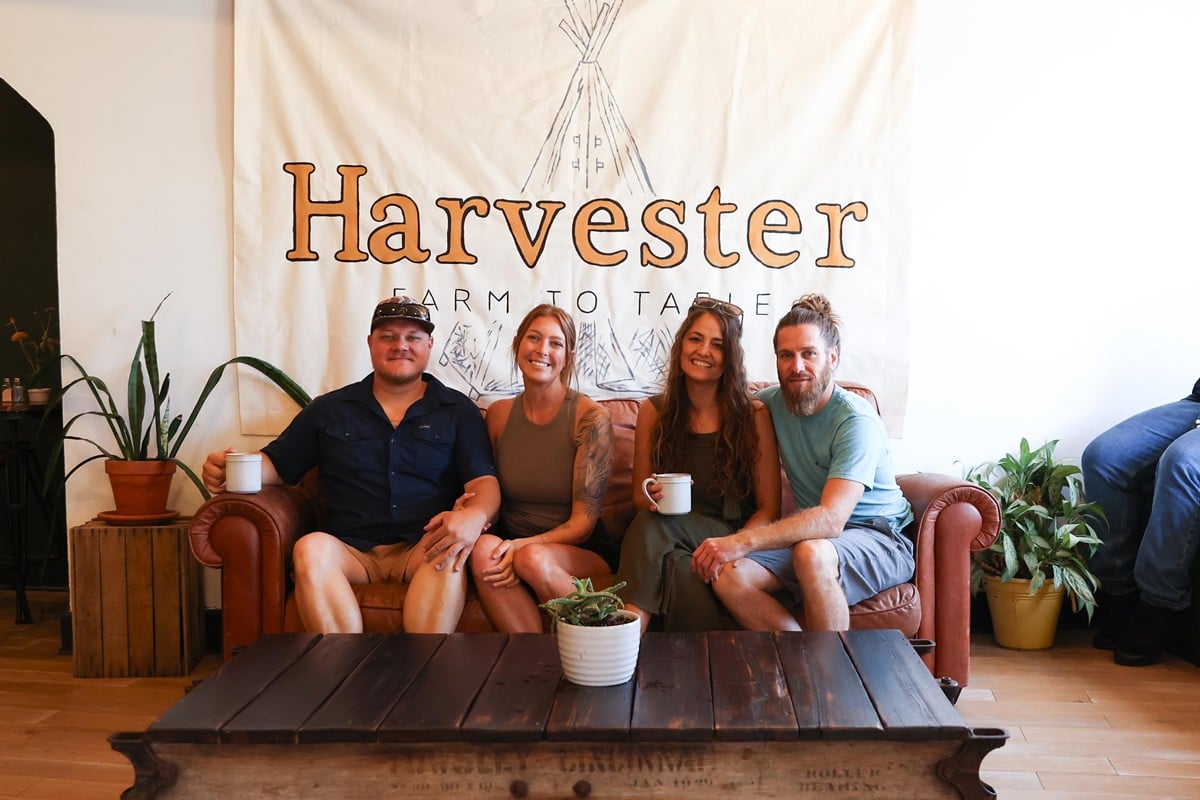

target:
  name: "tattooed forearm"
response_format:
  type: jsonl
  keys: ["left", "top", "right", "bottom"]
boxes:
{"left": 574, "top": 406, "right": 615, "bottom": 517}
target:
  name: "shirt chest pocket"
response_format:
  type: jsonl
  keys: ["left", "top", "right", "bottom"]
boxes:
{"left": 318, "top": 424, "right": 382, "bottom": 475}
{"left": 411, "top": 424, "right": 454, "bottom": 472}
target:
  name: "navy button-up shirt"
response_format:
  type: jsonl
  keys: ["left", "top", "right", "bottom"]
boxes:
{"left": 263, "top": 373, "right": 495, "bottom": 550}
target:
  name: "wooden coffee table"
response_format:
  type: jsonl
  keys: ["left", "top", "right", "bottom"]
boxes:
{"left": 112, "top": 629, "right": 1006, "bottom": 799}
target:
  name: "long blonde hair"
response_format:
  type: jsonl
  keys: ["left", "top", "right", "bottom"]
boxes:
{"left": 512, "top": 304, "right": 577, "bottom": 386}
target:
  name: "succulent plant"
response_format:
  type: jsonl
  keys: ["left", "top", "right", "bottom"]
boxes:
{"left": 539, "top": 577, "right": 630, "bottom": 627}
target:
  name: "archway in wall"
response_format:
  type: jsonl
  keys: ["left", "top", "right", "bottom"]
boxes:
{"left": 1, "top": 77, "right": 67, "bottom": 592}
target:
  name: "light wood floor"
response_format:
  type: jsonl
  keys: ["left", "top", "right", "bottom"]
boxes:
{"left": 2, "top": 590, "right": 1199, "bottom": 799}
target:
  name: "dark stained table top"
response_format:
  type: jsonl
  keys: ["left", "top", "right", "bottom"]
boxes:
{"left": 147, "top": 629, "right": 968, "bottom": 746}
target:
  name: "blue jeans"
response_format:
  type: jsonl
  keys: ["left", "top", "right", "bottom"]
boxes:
{"left": 1081, "top": 398, "right": 1200, "bottom": 610}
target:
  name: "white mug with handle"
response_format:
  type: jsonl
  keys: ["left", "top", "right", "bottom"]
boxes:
{"left": 225, "top": 452, "right": 263, "bottom": 494}
{"left": 642, "top": 473, "right": 692, "bottom": 515}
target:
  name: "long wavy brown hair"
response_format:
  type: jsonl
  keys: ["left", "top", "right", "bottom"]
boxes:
{"left": 652, "top": 306, "right": 757, "bottom": 503}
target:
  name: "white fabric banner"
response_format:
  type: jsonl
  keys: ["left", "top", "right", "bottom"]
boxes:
{"left": 234, "top": 0, "right": 913, "bottom": 433}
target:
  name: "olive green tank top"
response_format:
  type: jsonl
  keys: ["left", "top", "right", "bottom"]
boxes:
{"left": 650, "top": 396, "right": 754, "bottom": 525}
{"left": 496, "top": 389, "right": 580, "bottom": 539}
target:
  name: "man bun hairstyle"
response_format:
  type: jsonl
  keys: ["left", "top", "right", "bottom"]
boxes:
{"left": 774, "top": 293, "right": 842, "bottom": 352}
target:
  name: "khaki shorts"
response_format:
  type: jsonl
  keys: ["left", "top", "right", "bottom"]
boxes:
{"left": 346, "top": 539, "right": 421, "bottom": 584}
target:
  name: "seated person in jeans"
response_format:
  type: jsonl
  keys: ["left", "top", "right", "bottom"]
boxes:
{"left": 202, "top": 296, "right": 499, "bottom": 634}
{"left": 699, "top": 294, "right": 914, "bottom": 631}
{"left": 1082, "top": 377, "right": 1200, "bottom": 666}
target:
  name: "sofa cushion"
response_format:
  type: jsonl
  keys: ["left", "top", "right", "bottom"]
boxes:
{"left": 280, "top": 381, "right": 919, "bottom": 639}
{"left": 284, "top": 582, "right": 498, "bottom": 634}
{"left": 845, "top": 582, "right": 920, "bottom": 636}
{"left": 283, "top": 573, "right": 921, "bottom": 637}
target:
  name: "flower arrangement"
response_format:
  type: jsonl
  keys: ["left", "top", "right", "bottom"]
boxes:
{"left": 6, "top": 307, "right": 59, "bottom": 387}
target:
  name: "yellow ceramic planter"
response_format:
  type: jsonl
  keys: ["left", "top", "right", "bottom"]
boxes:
{"left": 983, "top": 575, "right": 1065, "bottom": 650}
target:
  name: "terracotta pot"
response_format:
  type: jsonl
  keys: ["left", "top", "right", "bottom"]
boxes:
{"left": 104, "top": 460, "right": 177, "bottom": 516}
{"left": 27, "top": 387, "right": 53, "bottom": 406}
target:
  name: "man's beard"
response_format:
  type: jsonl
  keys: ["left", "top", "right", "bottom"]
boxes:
{"left": 781, "top": 362, "right": 833, "bottom": 417}
{"left": 375, "top": 360, "right": 426, "bottom": 387}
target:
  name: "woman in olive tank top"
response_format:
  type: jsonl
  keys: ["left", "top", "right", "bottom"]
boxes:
{"left": 615, "top": 299, "right": 781, "bottom": 633}
{"left": 469, "top": 305, "right": 616, "bottom": 632}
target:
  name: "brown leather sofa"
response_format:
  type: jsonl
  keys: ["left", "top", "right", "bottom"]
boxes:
{"left": 189, "top": 382, "right": 1000, "bottom": 686}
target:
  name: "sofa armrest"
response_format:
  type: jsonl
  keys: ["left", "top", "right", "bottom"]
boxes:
{"left": 188, "top": 485, "right": 316, "bottom": 659}
{"left": 900, "top": 473, "right": 1000, "bottom": 553}
{"left": 898, "top": 472, "right": 1001, "bottom": 686}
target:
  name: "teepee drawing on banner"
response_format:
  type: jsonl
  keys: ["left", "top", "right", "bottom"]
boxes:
{"left": 523, "top": 0, "right": 653, "bottom": 195}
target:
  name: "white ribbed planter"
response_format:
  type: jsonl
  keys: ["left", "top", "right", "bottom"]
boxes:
{"left": 554, "top": 610, "right": 640, "bottom": 686}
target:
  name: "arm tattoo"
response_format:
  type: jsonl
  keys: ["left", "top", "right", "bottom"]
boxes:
{"left": 574, "top": 406, "right": 614, "bottom": 517}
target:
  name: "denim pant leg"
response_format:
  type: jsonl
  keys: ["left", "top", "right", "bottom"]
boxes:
{"left": 1082, "top": 399, "right": 1200, "bottom": 597}
{"left": 1134, "top": 428, "right": 1200, "bottom": 610}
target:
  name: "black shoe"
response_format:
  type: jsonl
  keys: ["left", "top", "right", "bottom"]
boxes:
{"left": 1091, "top": 591, "right": 1139, "bottom": 650}
{"left": 1113, "top": 601, "right": 1173, "bottom": 667}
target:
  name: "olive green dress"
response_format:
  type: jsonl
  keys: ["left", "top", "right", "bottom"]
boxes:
{"left": 615, "top": 423, "right": 755, "bottom": 632}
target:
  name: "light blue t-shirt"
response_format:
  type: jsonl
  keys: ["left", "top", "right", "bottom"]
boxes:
{"left": 757, "top": 384, "right": 912, "bottom": 532}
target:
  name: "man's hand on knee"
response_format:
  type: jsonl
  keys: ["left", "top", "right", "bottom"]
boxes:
{"left": 692, "top": 534, "right": 750, "bottom": 583}
{"left": 422, "top": 507, "right": 489, "bottom": 572}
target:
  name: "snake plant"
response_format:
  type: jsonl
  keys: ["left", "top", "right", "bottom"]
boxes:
{"left": 45, "top": 294, "right": 311, "bottom": 501}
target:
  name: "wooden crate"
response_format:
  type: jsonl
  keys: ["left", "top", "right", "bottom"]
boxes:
{"left": 112, "top": 631, "right": 1006, "bottom": 799}
{"left": 69, "top": 518, "right": 204, "bottom": 678}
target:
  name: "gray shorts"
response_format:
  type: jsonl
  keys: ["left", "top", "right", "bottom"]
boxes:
{"left": 745, "top": 518, "right": 915, "bottom": 606}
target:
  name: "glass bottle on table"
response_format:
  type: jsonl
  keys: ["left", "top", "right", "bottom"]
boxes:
{"left": 10, "top": 377, "right": 27, "bottom": 411}
{"left": 1, "top": 377, "right": 11, "bottom": 410}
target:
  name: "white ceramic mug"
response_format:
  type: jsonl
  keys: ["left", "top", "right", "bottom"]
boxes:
{"left": 642, "top": 473, "right": 692, "bottom": 515}
{"left": 225, "top": 452, "right": 263, "bottom": 494}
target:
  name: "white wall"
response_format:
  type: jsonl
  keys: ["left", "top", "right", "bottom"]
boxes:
{"left": 900, "top": 0, "right": 1200, "bottom": 473}
{"left": 2, "top": 0, "right": 1198, "bottom": 537}
{"left": 0, "top": 0, "right": 245, "bottom": 525}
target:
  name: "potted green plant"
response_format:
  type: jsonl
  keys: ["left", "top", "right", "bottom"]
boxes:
{"left": 965, "top": 438, "right": 1105, "bottom": 650}
{"left": 540, "top": 577, "right": 640, "bottom": 686}
{"left": 47, "top": 294, "right": 310, "bottom": 520}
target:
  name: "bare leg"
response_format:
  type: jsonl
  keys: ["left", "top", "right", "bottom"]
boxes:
{"left": 513, "top": 542, "right": 612, "bottom": 601}
{"left": 711, "top": 559, "right": 800, "bottom": 631}
{"left": 403, "top": 551, "right": 469, "bottom": 633}
{"left": 793, "top": 540, "right": 850, "bottom": 631}
{"left": 292, "top": 532, "right": 369, "bottom": 633}
{"left": 471, "top": 534, "right": 543, "bottom": 633}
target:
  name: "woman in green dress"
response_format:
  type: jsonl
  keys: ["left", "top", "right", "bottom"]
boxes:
{"left": 616, "top": 298, "right": 780, "bottom": 632}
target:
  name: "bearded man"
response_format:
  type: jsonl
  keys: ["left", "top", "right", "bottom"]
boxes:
{"left": 697, "top": 294, "right": 914, "bottom": 631}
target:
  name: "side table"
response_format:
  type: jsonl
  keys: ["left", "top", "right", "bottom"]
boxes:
{"left": 69, "top": 517, "right": 204, "bottom": 678}
{"left": 1, "top": 407, "right": 47, "bottom": 624}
